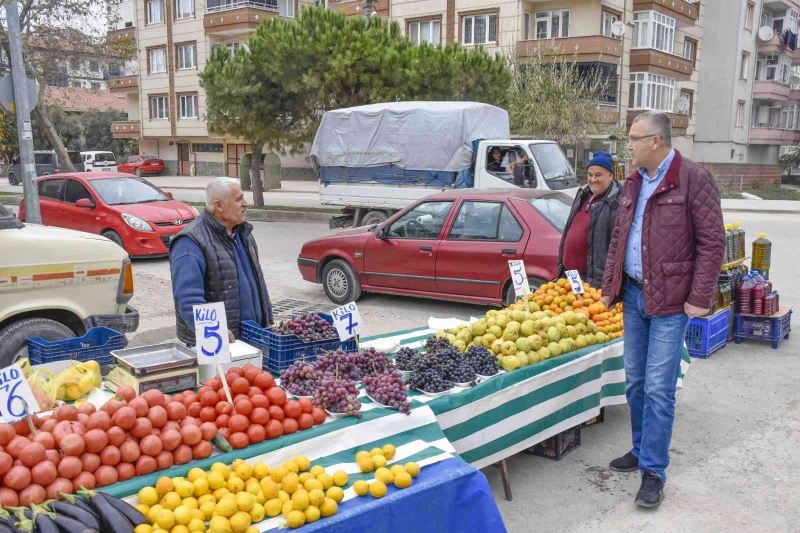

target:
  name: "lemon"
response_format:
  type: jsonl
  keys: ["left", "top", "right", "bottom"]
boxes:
{"left": 332, "top": 470, "right": 348, "bottom": 487}
{"left": 216, "top": 496, "right": 238, "bottom": 518}
{"left": 226, "top": 476, "right": 244, "bottom": 494}
{"left": 173, "top": 505, "right": 191, "bottom": 526}
{"left": 211, "top": 462, "right": 230, "bottom": 479}
{"left": 355, "top": 451, "right": 371, "bottom": 462}
{"left": 264, "top": 498, "right": 282, "bottom": 517}
{"left": 352, "top": 480, "right": 369, "bottom": 496}
{"left": 382, "top": 444, "right": 396, "bottom": 459}
{"left": 171, "top": 526, "right": 189, "bottom": 533}
{"left": 192, "top": 477, "right": 209, "bottom": 497}
{"left": 208, "top": 516, "right": 231, "bottom": 533}
{"left": 291, "top": 489, "right": 310, "bottom": 511}
{"left": 394, "top": 471, "right": 412, "bottom": 489}
{"left": 304, "top": 505, "right": 321, "bottom": 524}
{"left": 356, "top": 456, "right": 375, "bottom": 473}
{"left": 259, "top": 478, "right": 279, "bottom": 499}
{"left": 281, "top": 473, "right": 299, "bottom": 494}
{"left": 246, "top": 478, "right": 261, "bottom": 494}
{"left": 375, "top": 467, "right": 394, "bottom": 484}
{"left": 255, "top": 491, "right": 266, "bottom": 505}
{"left": 304, "top": 478, "right": 323, "bottom": 492}
{"left": 246, "top": 529, "right": 258, "bottom": 533}
{"left": 153, "top": 529, "right": 168, "bottom": 533}
{"left": 404, "top": 462, "right": 420, "bottom": 478}
{"left": 207, "top": 471, "right": 225, "bottom": 490}
{"left": 270, "top": 466, "right": 288, "bottom": 483}
{"left": 390, "top": 465, "right": 406, "bottom": 477}
{"left": 319, "top": 498, "right": 338, "bottom": 518}
{"left": 369, "top": 481, "right": 387, "bottom": 499}
{"left": 229, "top": 511, "right": 251, "bottom": 533}
{"left": 232, "top": 459, "right": 245, "bottom": 469}
{"left": 286, "top": 510, "right": 306, "bottom": 528}
{"left": 295, "top": 455, "right": 310, "bottom": 471}
{"left": 154, "top": 509, "right": 175, "bottom": 530}
{"left": 307, "top": 488, "right": 325, "bottom": 507}
{"left": 234, "top": 462, "right": 252, "bottom": 481}
{"left": 252, "top": 462, "right": 269, "bottom": 480}
{"left": 161, "top": 492, "right": 181, "bottom": 511}
{"left": 133, "top": 525, "right": 152, "bottom": 533}
{"left": 139, "top": 486, "right": 159, "bottom": 506}
{"left": 281, "top": 500, "right": 294, "bottom": 517}
{"left": 175, "top": 481, "right": 194, "bottom": 499}
{"left": 369, "top": 447, "right": 384, "bottom": 457}
{"left": 372, "top": 455, "right": 387, "bottom": 469}
{"left": 147, "top": 505, "right": 164, "bottom": 523}
{"left": 187, "top": 519, "right": 205, "bottom": 533}
{"left": 283, "top": 460, "right": 299, "bottom": 474}
{"left": 200, "top": 501, "right": 216, "bottom": 521}
{"left": 298, "top": 472, "right": 313, "bottom": 484}
{"left": 316, "top": 473, "right": 334, "bottom": 490}
{"left": 212, "top": 488, "right": 230, "bottom": 501}
{"left": 155, "top": 477, "right": 174, "bottom": 496}
{"left": 249, "top": 502, "right": 265, "bottom": 522}
{"left": 189, "top": 509, "right": 204, "bottom": 522}
{"left": 326, "top": 486, "right": 344, "bottom": 503}
{"left": 309, "top": 465, "right": 325, "bottom": 476}
{"left": 182, "top": 497, "right": 199, "bottom": 510}
{"left": 198, "top": 494, "right": 216, "bottom": 506}
{"left": 277, "top": 490, "right": 290, "bottom": 503}
{"left": 236, "top": 492, "right": 254, "bottom": 512}
{"left": 134, "top": 504, "right": 149, "bottom": 517}
{"left": 187, "top": 468, "right": 206, "bottom": 483}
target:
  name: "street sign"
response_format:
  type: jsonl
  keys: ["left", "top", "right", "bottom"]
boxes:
{"left": 193, "top": 302, "right": 231, "bottom": 365}
{"left": 565, "top": 270, "right": 585, "bottom": 295}
{"left": 331, "top": 302, "right": 363, "bottom": 341}
{"left": 0, "top": 363, "right": 40, "bottom": 423}
{"left": 508, "top": 260, "right": 530, "bottom": 299}
{"left": 0, "top": 74, "right": 38, "bottom": 113}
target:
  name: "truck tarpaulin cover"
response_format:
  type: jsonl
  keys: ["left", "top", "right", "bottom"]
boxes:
{"left": 311, "top": 101, "right": 510, "bottom": 172}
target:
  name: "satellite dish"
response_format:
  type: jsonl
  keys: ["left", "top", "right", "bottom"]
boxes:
{"left": 758, "top": 26, "right": 774, "bottom": 42}
{"left": 611, "top": 21, "right": 625, "bottom": 37}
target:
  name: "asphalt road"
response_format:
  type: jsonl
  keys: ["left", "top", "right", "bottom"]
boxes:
{"left": 128, "top": 214, "right": 800, "bottom": 532}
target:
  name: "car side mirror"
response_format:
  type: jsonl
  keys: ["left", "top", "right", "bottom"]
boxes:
{"left": 75, "top": 198, "right": 93, "bottom": 208}
{"left": 375, "top": 226, "right": 388, "bottom": 240}
{"left": 166, "top": 191, "right": 174, "bottom": 199}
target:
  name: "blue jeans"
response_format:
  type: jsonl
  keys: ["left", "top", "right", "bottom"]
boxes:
{"left": 622, "top": 282, "right": 688, "bottom": 483}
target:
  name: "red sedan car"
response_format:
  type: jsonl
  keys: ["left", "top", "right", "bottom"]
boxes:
{"left": 118, "top": 154, "right": 165, "bottom": 177}
{"left": 19, "top": 173, "right": 197, "bottom": 257}
{"left": 298, "top": 189, "right": 572, "bottom": 307}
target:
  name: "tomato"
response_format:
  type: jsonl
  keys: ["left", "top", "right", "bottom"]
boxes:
{"left": 200, "top": 422, "right": 217, "bottom": 440}
{"left": 298, "top": 397, "right": 313, "bottom": 414}
{"left": 0, "top": 424, "right": 16, "bottom": 446}
{"left": 80, "top": 452, "right": 101, "bottom": 473}
{"left": 181, "top": 392, "right": 197, "bottom": 407}
{"left": 249, "top": 407, "right": 269, "bottom": 425}
{"left": 172, "top": 444, "right": 193, "bottom": 465}
{"left": 165, "top": 402, "right": 187, "bottom": 422}
{"left": 78, "top": 403, "right": 96, "bottom": 416}
{"left": 4, "top": 464, "right": 31, "bottom": 489}
{"left": 243, "top": 366, "right": 260, "bottom": 385}
{"left": 44, "top": 478, "right": 72, "bottom": 500}
{"left": 135, "top": 455, "right": 157, "bottom": 475}
{"left": 251, "top": 394, "right": 269, "bottom": 409}
{"left": 161, "top": 429, "right": 182, "bottom": 451}
{"left": 30, "top": 432, "right": 53, "bottom": 451}
{"left": 12, "top": 419, "right": 30, "bottom": 437}
{"left": 248, "top": 386, "right": 262, "bottom": 398}
{"left": 297, "top": 413, "right": 314, "bottom": 431}
{"left": 19, "top": 442, "right": 46, "bottom": 467}
{"left": 0, "top": 452, "right": 12, "bottom": 476}
{"left": 94, "top": 465, "right": 118, "bottom": 487}
{"left": 107, "top": 426, "right": 127, "bottom": 447}
{"left": 139, "top": 435, "right": 162, "bottom": 457}
{"left": 119, "top": 441, "right": 141, "bottom": 463}
{"left": 246, "top": 425, "right": 265, "bottom": 444}
{"left": 163, "top": 421, "right": 181, "bottom": 432}
{"left": 227, "top": 414, "right": 248, "bottom": 433}
{"left": 282, "top": 418, "right": 299, "bottom": 435}
{"left": 156, "top": 451, "right": 174, "bottom": 470}
{"left": 266, "top": 387, "right": 287, "bottom": 407}
{"left": 128, "top": 397, "right": 149, "bottom": 417}
{"left": 115, "top": 385, "right": 136, "bottom": 402}
{"left": 215, "top": 414, "right": 230, "bottom": 428}
{"left": 56, "top": 456, "right": 82, "bottom": 479}
{"left": 206, "top": 377, "right": 222, "bottom": 392}
{"left": 217, "top": 389, "right": 229, "bottom": 402}
{"left": 192, "top": 441, "right": 213, "bottom": 459}
{"left": 234, "top": 398, "right": 253, "bottom": 416}
{"left": 30, "top": 461, "right": 57, "bottom": 487}
{"left": 311, "top": 407, "right": 326, "bottom": 425}
{"left": 116, "top": 462, "right": 135, "bottom": 481}
{"left": 228, "top": 432, "right": 249, "bottom": 449}
{"left": 83, "top": 429, "right": 109, "bottom": 454}
{"left": 199, "top": 406, "right": 217, "bottom": 423}
{"left": 113, "top": 406, "right": 137, "bottom": 430}
{"left": 44, "top": 449, "right": 60, "bottom": 464}
{"left": 199, "top": 390, "right": 218, "bottom": 407}
{"left": 147, "top": 406, "right": 168, "bottom": 428}
{"left": 41, "top": 418, "right": 57, "bottom": 433}
{"left": 180, "top": 424, "right": 203, "bottom": 446}
{"left": 217, "top": 427, "right": 231, "bottom": 441}
{"left": 101, "top": 399, "right": 125, "bottom": 416}
{"left": 59, "top": 433, "right": 85, "bottom": 457}
{"left": 100, "top": 446, "right": 121, "bottom": 467}
{"left": 254, "top": 372, "right": 275, "bottom": 391}
{"left": 87, "top": 411, "right": 112, "bottom": 431}
{"left": 142, "top": 389, "right": 166, "bottom": 408}
{"left": 131, "top": 418, "right": 153, "bottom": 439}
{"left": 231, "top": 377, "right": 250, "bottom": 395}
{"left": 53, "top": 421, "right": 84, "bottom": 444}
{"left": 268, "top": 405, "right": 285, "bottom": 422}
{"left": 19, "top": 484, "right": 46, "bottom": 506}
{"left": 283, "top": 400, "right": 302, "bottom": 419}
{"left": 187, "top": 402, "right": 202, "bottom": 417}
{"left": 233, "top": 393, "right": 249, "bottom": 404}
{"left": 0, "top": 487, "right": 19, "bottom": 506}
{"left": 6, "top": 436, "right": 30, "bottom": 459}
{"left": 55, "top": 404, "right": 79, "bottom": 422}
{"left": 215, "top": 402, "right": 233, "bottom": 415}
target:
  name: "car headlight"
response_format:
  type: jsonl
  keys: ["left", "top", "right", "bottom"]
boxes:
{"left": 121, "top": 213, "right": 154, "bottom": 232}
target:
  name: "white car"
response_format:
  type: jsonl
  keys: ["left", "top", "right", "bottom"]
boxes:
{"left": 81, "top": 151, "right": 118, "bottom": 172}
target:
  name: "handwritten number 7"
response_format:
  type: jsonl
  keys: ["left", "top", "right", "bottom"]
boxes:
{"left": 202, "top": 323, "right": 222, "bottom": 356}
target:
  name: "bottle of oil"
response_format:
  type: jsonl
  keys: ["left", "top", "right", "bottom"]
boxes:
{"left": 733, "top": 222, "right": 745, "bottom": 260}
{"left": 752, "top": 233, "right": 772, "bottom": 279}
{"left": 724, "top": 224, "right": 734, "bottom": 264}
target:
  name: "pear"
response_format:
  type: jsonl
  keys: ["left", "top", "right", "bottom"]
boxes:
{"left": 546, "top": 326, "right": 561, "bottom": 343}
{"left": 501, "top": 340, "right": 518, "bottom": 356}
{"left": 520, "top": 320, "right": 536, "bottom": 337}
{"left": 515, "top": 337, "right": 532, "bottom": 353}
{"left": 471, "top": 321, "right": 487, "bottom": 336}
{"left": 547, "top": 341, "right": 562, "bottom": 357}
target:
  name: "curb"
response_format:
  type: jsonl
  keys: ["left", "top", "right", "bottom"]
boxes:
{"left": 246, "top": 209, "right": 330, "bottom": 224}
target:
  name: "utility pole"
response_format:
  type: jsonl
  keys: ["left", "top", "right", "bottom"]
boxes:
{"left": 6, "top": 0, "right": 41, "bottom": 223}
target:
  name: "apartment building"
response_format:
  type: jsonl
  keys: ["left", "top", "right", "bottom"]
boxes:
{"left": 108, "top": 0, "right": 307, "bottom": 176}
{"left": 694, "top": 0, "right": 800, "bottom": 187}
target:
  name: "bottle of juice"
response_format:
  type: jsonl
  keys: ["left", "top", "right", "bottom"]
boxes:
{"left": 752, "top": 281, "right": 765, "bottom": 315}
{"left": 752, "top": 233, "right": 772, "bottom": 279}
{"left": 737, "top": 272, "right": 754, "bottom": 314}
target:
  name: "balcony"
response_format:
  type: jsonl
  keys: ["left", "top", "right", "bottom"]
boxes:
{"left": 791, "top": 85, "right": 800, "bottom": 101}
{"left": 107, "top": 26, "right": 135, "bottom": 44}
{"left": 749, "top": 127, "right": 800, "bottom": 145}
{"left": 627, "top": 110, "right": 689, "bottom": 133}
{"left": 632, "top": 0, "right": 699, "bottom": 26}
{"left": 596, "top": 106, "right": 620, "bottom": 125}
{"left": 204, "top": 0, "right": 279, "bottom": 36}
{"left": 630, "top": 48, "right": 694, "bottom": 80}
{"left": 753, "top": 80, "right": 791, "bottom": 101}
{"left": 516, "top": 36, "right": 622, "bottom": 64}
{"left": 329, "top": 0, "right": 389, "bottom": 18}
{"left": 111, "top": 120, "right": 140, "bottom": 139}
{"left": 107, "top": 74, "right": 138, "bottom": 94}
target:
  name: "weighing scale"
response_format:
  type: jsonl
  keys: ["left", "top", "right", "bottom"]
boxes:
{"left": 107, "top": 343, "right": 199, "bottom": 395}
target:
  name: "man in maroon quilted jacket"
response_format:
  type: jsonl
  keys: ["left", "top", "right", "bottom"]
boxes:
{"left": 601, "top": 111, "right": 725, "bottom": 508}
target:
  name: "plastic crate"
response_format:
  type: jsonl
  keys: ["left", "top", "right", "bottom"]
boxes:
{"left": 27, "top": 327, "right": 123, "bottom": 366}
{"left": 685, "top": 307, "right": 730, "bottom": 358}
{"left": 527, "top": 426, "right": 581, "bottom": 460}
{"left": 734, "top": 307, "right": 792, "bottom": 349}
{"left": 241, "top": 314, "right": 357, "bottom": 373}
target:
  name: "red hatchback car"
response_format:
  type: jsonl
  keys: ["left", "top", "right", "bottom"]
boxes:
{"left": 19, "top": 173, "right": 197, "bottom": 257}
{"left": 298, "top": 189, "right": 573, "bottom": 307}
{"left": 117, "top": 154, "right": 165, "bottom": 177}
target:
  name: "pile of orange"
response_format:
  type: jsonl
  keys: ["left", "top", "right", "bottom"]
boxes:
{"left": 529, "top": 279, "right": 623, "bottom": 338}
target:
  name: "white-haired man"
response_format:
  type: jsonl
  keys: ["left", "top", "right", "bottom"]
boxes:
{"left": 170, "top": 177, "right": 272, "bottom": 346}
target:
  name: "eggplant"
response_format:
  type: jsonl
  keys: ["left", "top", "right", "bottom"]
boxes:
{"left": 50, "top": 514, "right": 98, "bottom": 533}
{"left": 34, "top": 515, "right": 59, "bottom": 533}
{"left": 49, "top": 503, "right": 100, "bottom": 531}
{"left": 96, "top": 494, "right": 145, "bottom": 527}
{"left": 58, "top": 494, "right": 97, "bottom": 519}
{"left": 87, "top": 494, "right": 132, "bottom": 533}
{"left": 0, "top": 524, "right": 18, "bottom": 533}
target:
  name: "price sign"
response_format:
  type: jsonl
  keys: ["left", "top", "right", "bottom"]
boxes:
{"left": 193, "top": 302, "right": 231, "bottom": 365}
{"left": 565, "top": 270, "right": 585, "bottom": 295}
{"left": 331, "top": 302, "right": 363, "bottom": 341}
{"left": 0, "top": 364, "right": 40, "bottom": 423}
{"left": 508, "top": 260, "right": 530, "bottom": 299}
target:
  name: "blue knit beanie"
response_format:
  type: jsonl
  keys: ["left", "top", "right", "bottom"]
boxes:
{"left": 587, "top": 151, "right": 614, "bottom": 173}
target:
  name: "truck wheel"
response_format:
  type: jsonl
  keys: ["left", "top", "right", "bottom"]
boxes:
{"left": 0, "top": 318, "right": 75, "bottom": 367}
{"left": 503, "top": 277, "right": 545, "bottom": 307}
{"left": 8, "top": 172, "right": 18, "bottom": 185}
{"left": 362, "top": 210, "right": 388, "bottom": 226}
{"left": 322, "top": 259, "right": 361, "bottom": 305}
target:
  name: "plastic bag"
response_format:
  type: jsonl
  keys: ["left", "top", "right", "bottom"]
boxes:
{"left": 19, "top": 358, "right": 102, "bottom": 405}
{"left": 19, "top": 358, "right": 58, "bottom": 411}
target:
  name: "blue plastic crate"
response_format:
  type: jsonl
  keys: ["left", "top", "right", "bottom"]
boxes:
{"left": 685, "top": 307, "right": 730, "bottom": 358}
{"left": 27, "top": 327, "right": 123, "bottom": 366}
{"left": 734, "top": 307, "right": 792, "bottom": 349}
{"left": 241, "top": 314, "right": 357, "bottom": 373}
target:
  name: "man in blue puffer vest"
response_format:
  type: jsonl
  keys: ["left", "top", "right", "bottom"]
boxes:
{"left": 170, "top": 177, "right": 273, "bottom": 346}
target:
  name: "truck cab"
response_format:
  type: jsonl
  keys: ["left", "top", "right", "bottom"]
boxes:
{"left": 473, "top": 140, "right": 578, "bottom": 193}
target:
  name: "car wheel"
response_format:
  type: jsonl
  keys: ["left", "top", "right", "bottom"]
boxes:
{"left": 322, "top": 259, "right": 361, "bottom": 305}
{"left": 361, "top": 210, "right": 388, "bottom": 227}
{"left": 503, "top": 277, "right": 545, "bottom": 307}
{"left": 8, "top": 172, "right": 18, "bottom": 185}
{"left": 135, "top": 168, "right": 142, "bottom": 177}
{"left": 0, "top": 318, "right": 75, "bottom": 367}
{"left": 102, "top": 230, "right": 125, "bottom": 249}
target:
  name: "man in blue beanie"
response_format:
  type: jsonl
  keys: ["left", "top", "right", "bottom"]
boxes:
{"left": 557, "top": 150, "right": 621, "bottom": 288}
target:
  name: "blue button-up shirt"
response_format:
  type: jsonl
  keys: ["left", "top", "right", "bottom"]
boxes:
{"left": 624, "top": 148, "right": 676, "bottom": 282}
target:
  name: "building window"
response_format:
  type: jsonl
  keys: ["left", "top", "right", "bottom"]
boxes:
{"left": 757, "top": 53, "right": 791, "bottom": 84}
{"left": 745, "top": 2, "right": 754, "bottom": 30}
{"left": 740, "top": 52, "right": 750, "bottom": 80}
{"left": 535, "top": 9, "right": 569, "bottom": 39}
{"left": 523, "top": 12, "right": 532, "bottom": 40}
{"left": 632, "top": 11, "right": 676, "bottom": 53}
{"left": 175, "top": 0, "right": 194, "bottom": 19}
{"left": 408, "top": 19, "right": 441, "bottom": 45}
{"left": 602, "top": 11, "right": 620, "bottom": 38}
{"left": 72, "top": 81, "right": 83, "bottom": 88}
{"left": 192, "top": 143, "right": 223, "bottom": 153}
{"left": 462, "top": 13, "right": 498, "bottom": 45}
{"left": 736, "top": 101, "right": 745, "bottom": 128}
{"left": 683, "top": 39, "right": 696, "bottom": 63}
{"left": 628, "top": 72, "right": 675, "bottom": 111}
{"left": 89, "top": 60, "right": 99, "bottom": 72}
{"left": 149, "top": 47, "right": 167, "bottom": 74}
{"left": 176, "top": 43, "right": 196, "bottom": 70}
{"left": 212, "top": 42, "right": 240, "bottom": 57}
{"left": 779, "top": 104, "right": 799, "bottom": 130}
{"left": 146, "top": 0, "right": 165, "bottom": 24}
{"left": 91, "top": 82, "right": 101, "bottom": 90}
{"left": 179, "top": 94, "right": 198, "bottom": 119}
{"left": 149, "top": 95, "right": 169, "bottom": 120}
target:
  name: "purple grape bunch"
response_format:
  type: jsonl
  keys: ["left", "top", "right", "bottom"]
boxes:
{"left": 353, "top": 348, "right": 394, "bottom": 377}
{"left": 364, "top": 370, "right": 411, "bottom": 414}
{"left": 313, "top": 378, "right": 362, "bottom": 418}
{"left": 407, "top": 367, "right": 452, "bottom": 393}
{"left": 395, "top": 347, "right": 420, "bottom": 371}
{"left": 314, "top": 349, "right": 361, "bottom": 381}
{"left": 279, "top": 359, "right": 322, "bottom": 396}
{"left": 273, "top": 313, "right": 337, "bottom": 343}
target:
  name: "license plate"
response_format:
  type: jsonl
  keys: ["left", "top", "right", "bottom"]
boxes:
{"left": 102, "top": 167, "right": 111, "bottom": 171}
